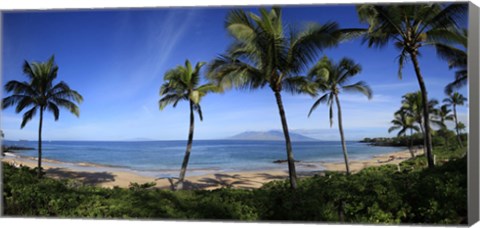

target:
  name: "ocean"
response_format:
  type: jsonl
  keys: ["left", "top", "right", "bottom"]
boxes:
{"left": 2, "top": 140, "right": 404, "bottom": 177}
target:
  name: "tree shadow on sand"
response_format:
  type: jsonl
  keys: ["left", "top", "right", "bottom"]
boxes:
{"left": 154, "top": 177, "right": 217, "bottom": 190}
{"left": 254, "top": 172, "right": 289, "bottom": 180}
{"left": 164, "top": 173, "right": 267, "bottom": 190}
{"left": 46, "top": 168, "right": 115, "bottom": 186}
{"left": 196, "top": 173, "right": 264, "bottom": 189}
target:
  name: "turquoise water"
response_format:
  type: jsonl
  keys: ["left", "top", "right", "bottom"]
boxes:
{"left": 3, "top": 140, "right": 404, "bottom": 177}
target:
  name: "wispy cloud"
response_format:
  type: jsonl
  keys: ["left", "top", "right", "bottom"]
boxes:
{"left": 340, "top": 93, "right": 393, "bottom": 104}
{"left": 98, "top": 10, "right": 199, "bottom": 102}
{"left": 370, "top": 82, "right": 417, "bottom": 90}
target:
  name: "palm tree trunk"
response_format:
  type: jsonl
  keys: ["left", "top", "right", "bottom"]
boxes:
{"left": 273, "top": 91, "right": 297, "bottom": 189}
{"left": 418, "top": 121, "right": 428, "bottom": 159}
{"left": 37, "top": 108, "right": 44, "bottom": 178}
{"left": 177, "top": 100, "right": 195, "bottom": 190}
{"left": 334, "top": 94, "right": 350, "bottom": 175}
{"left": 410, "top": 53, "right": 434, "bottom": 168}
{"left": 453, "top": 104, "right": 463, "bottom": 147}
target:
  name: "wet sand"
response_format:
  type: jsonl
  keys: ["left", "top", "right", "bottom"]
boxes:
{"left": 1, "top": 148, "right": 423, "bottom": 190}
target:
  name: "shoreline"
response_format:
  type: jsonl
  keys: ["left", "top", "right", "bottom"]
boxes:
{"left": 1, "top": 148, "right": 423, "bottom": 190}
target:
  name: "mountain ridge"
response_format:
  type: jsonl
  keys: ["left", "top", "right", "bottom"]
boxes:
{"left": 227, "top": 130, "right": 318, "bottom": 141}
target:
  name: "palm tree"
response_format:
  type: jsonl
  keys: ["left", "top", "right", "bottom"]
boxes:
{"left": 443, "top": 92, "right": 467, "bottom": 147}
{"left": 388, "top": 110, "right": 419, "bottom": 158}
{"left": 159, "top": 60, "right": 217, "bottom": 190}
{"left": 434, "top": 29, "right": 467, "bottom": 94}
{"left": 399, "top": 91, "right": 440, "bottom": 152}
{"left": 456, "top": 121, "right": 466, "bottom": 134}
{"left": 436, "top": 104, "right": 454, "bottom": 129}
{"left": 307, "top": 56, "right": 372, "bottom": 175}
{"left": 208, "top": 7, "right": 347, "bottom": 189}
{"left": 357, "top": 3, "right": 467, "bottom": 168}
{"left": 2, "top": 56, "right": 83, "bottom": 178}
{"left": 435, "top": 104, "right": 454, "bottom": 147}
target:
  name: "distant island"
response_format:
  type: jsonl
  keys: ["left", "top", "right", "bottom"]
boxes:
{"left": 227, "top": 130, "right": 318, "bottom": 141}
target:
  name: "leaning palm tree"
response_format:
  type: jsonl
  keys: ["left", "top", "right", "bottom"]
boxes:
{"left": 357, "top": 3, "right": 467, "bottom": 168}
{"left": 388, "top": 110, "right": 419, "bottom": 158}
{"left": 443, "top": 92, "right": 467, "bottom": 147}
{"left": 159, "top": 60, "right": 217, "bottom": 190}
{"left": 2, "top": 56, "right": 83, "bottom": 178}
{"left": 208, "top": 7, "right": 347, "bottom": 189}
{"left": 307, "top": 56, "right": 372, "bottom": 175}
{"left": 434, "top": 29, "right": 467, "bottom": 94}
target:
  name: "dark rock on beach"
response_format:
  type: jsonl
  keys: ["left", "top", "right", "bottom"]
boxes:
{"left": 273, "top": 159, "right": 301, "bottom": 164}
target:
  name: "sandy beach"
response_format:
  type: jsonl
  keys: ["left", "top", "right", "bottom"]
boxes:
{"left": 1, "top": 148, "right": 423, "bottom": 190}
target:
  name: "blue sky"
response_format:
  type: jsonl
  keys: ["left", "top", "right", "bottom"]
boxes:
{"left": 1, "top": 5, "right": 469, "bottom": 141}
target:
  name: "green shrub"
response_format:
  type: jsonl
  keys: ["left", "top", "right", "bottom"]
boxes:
{"left": 1, "top": 144, "right": 467, "bottom": 224}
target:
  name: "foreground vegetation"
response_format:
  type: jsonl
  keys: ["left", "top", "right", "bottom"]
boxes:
{"left": 2, "top": 144, "right": 467, "bottom": 224}
{"left": 361, "top": 133, "right": 467, "bottom": 147}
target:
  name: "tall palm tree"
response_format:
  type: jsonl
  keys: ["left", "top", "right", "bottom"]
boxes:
{"left": 434, "top": 29, "right": 467, "bottom": 94}
{"left": 307, "top": 56, "right": 372, "bottom": 175}
{"left": 443, "top": 92, "right": 467, "bottom": 147}
{"left": 208, "top": 7, "right": 347, "bottom": 189}
{"left": 388, "top": 110, "right": 419, "bottom": 158}
{"left": 159, "top": 60, "right": 217, "bottom": 190}
{"left": 2, "top": 56, "right": 83, "bottom": 178}
{"left": 357, "top": 3, "right": 467, "bottom": 168}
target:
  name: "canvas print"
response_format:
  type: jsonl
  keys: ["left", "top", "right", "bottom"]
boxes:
{"left": 0, "top": 2, "right": 471, "bottom": 224}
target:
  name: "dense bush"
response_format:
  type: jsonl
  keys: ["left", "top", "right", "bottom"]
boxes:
{"left": 2, "top": 145, "right": 467, "bottom": 224}
{"left": 360, "top": 131, "right": 466, "bottom": 148}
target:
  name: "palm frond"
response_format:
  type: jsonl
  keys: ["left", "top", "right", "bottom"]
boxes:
{"left": 52, "top": 98, "right": 80, "bottom": 117}
{"left": 388, "top": 125, "right": 401, "bottom": 133}
{"left": 14, "top": 96, "right": 36, "bottom": 113}
{"left": 338, "top": 28, "right": 367, "bottom": 42}
{"left": 47, "top": 102, "right": 60, "bottom": 121}
{"left": 158, "top": 94, "right": 184, "bottom": 110}
{"left": 4, "top": 80, "right": 35, "bottom": 95}
{"left": 226, "top": 9, "right": 257, "bottom": 42}
{"left": 341, "top": 81, "right": 373, "bottom": 99}
{"left": 2, "top": 95, "right": 32, "bottom": 111}
{"left": 307, "top": 56, "right": 331, "bottom": 80}
{"left": 288, "top": 22, "right": 341, "bottom": 73}
{"left": 20, "top": 107, "right": 37, "bottom": 128}
{"left": 357, "top": 5, "right": 405, "bottom": 49}
{"left": 422, "top": 3, "right": 467, "bottom": 33}
{"left": 337, "top": 57, "right": 362, "bottom": 84}
{"left": 193, "top": 104, "right": 203, "bottom": 121}
{"left": 283, "top": 76, "right": 317, "bottom": 96}
{"left": 433, "top": 42, "right": 466, "bottom": 68}
{"left": 197, "top": 83, "right": 221, "bottom": 95}
{"left": 308, "top": 93, "right": 330, "bottom": 117}
{"left": 22, "top": 60, "right": 36, "bottom": 81}
{"left": 444, "top": 73, "right": 467, "bottom": 94}
{"left": 395, "top": 48, "right": 409, "bottom": 79}
{"left": 207, "top": 55, "right": 265, "bottom": 91}
{"left": 50, "top": 82, "right": 83, "bottom": 103}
